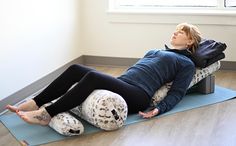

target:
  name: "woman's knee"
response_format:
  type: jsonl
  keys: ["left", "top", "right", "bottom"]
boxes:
{"left": 84, "top": 71, "right": 100, "bottom": 80}
{"left": 67, "top": 64, "right": 82, "bottom": 71}
{"left": 67, "top": 64, "right": 93, "bottom": 73}
{"left": 83, "top": 71, "right": 112, "bottom": 86}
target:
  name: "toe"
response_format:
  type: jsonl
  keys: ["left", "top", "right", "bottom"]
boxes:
{"left": 6, "top": 105, "right": 17, "bottom": 112}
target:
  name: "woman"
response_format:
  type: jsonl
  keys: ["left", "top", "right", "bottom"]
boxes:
{"left": 6, "top": 23, "right": 201, "bottom": 125}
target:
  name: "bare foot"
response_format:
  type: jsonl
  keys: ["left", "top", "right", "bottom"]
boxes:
{"left": 17, "top": 108, "right": 51, "bottom": 126}
{"left": 6, "top": 99, "right": 39, "bottom": 113}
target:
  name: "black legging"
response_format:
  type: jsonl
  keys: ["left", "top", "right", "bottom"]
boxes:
{"left": 33, "top": 64, "right": 150, "bottom": 117}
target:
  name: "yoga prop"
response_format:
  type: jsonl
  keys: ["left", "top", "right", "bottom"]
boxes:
{"left": 1, "top": 86, "right": 236, "bottom": 146}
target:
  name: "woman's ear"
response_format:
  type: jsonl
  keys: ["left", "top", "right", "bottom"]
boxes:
{"left": 187, "top": 39, "right": 194, "bottom": 46}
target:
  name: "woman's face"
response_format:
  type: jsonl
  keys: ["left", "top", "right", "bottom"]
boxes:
{"left": 170, "top": 29, "right": 193, "bottom": 50}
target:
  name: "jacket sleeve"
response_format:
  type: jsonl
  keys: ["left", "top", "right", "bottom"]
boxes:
{"left": 155, "top": 63, "right": 195, "bottom": 115}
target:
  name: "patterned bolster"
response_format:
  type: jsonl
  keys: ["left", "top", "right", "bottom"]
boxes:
{"left": 151, "top": 61, "right": 221, "bottom": 106}
{"left": 49, "top": 112, "right": 84, "bottom": 136}
{"left": 49, "top": 90, "right": 128, "bottom": 136}
{"left": 41, "top": 101, "right": 84, "bottom": 136}
{"left": 70, "top": 90, "right": 128, "bottom": 131}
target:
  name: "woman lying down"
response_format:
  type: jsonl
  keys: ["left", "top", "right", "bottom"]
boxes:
{"left": 6, "top": 22, "right": 201, "bottom": 126}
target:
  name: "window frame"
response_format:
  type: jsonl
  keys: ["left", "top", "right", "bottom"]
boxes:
{"left": 107, "top": 0, "right": 236, "bottom": 26}
{"left": 108, "top": 0, "right": 236, "bottom": 16}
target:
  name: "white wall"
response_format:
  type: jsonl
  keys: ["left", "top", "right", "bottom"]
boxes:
{"left": 81, "top": 0, "right": 236, "bottom": 61}
{"left": 0, "top": 0, "right": 82, "bottom": 99}
{"left": 1, "top": 0, "right": 236, "bottom": 100}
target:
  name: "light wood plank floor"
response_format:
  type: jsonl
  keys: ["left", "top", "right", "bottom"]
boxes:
{"left": 1, "top": 65, "right": 236, "bottom": 146}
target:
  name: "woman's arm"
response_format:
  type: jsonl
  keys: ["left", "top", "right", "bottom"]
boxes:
{"left": 155, "top": 63, "right": 195, "bottom": 115}
{"left": 139, "top": 63, "right": 195, "bottom": 118}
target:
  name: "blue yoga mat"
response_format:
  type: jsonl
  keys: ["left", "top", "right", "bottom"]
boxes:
{"left": 1, "top": 86, "right": 236, "bottom": 146}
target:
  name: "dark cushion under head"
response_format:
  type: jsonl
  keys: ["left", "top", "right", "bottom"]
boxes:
{"left": 192, "top": 39, "right": 227, "bottom": 68}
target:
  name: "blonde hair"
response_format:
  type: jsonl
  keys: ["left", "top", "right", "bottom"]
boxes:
{"left": 176, "top": 23, "right": 201, "bottom": 53}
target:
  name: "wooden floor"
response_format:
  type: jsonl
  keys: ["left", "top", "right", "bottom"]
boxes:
{"left": 1, "top": 65, "right": 236, "bottom": 146}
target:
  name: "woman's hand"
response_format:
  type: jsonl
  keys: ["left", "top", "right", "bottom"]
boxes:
{"left": 139, "top": 108, "right": 159, "bottom": 119}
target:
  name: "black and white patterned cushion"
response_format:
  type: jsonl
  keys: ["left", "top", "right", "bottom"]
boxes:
{"left": 70, "top": 90, "right": 128, "bottom": 131}
{"left": 151, "top": 61, "right": 220, "bottom": 106}
{"left": 49, "top": 112, "right": 84, "bottom": 136}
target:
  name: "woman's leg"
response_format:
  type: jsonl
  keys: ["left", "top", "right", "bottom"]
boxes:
{"left": 33, "top": 64, "right": 94, "bottom": 107}
{"left": 46, "top": 71, "right": 150, "bottom": 116}
{"left": 18, "top": 71, "right": 150, "bottom": 125}
{"left": 7, "top": 64, "right": 94, "bottom": 113}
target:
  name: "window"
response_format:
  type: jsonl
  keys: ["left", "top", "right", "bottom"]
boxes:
{"left": 108, "top": 0, "right": 236, "bottom": 25}
{"left": 116, "top": 0, "right": 217, "bottom": 8}
{"left": 226, "top": 0, "right": 236, "bottom": 7}
{"left": 110, "top": 0, "right": 236, "bottom": 10}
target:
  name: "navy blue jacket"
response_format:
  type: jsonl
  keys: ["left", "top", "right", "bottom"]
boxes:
{"left": 118, "top": 49, "right": 195, "bottom": 114}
